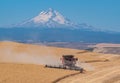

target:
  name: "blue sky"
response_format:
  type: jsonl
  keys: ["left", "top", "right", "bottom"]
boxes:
{"left": 0, "top": 0, "right": 120, "bottom": 31}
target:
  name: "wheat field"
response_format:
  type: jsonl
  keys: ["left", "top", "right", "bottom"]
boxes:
{"left": 0, "top": 41, "right": 120, "bottom": 83}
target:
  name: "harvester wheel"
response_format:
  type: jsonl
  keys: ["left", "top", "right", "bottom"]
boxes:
{"left": 80, "top": 68, "right": 83, "bottom": 73}
{"left": 45, "top": 65, "right": 48, "bottom": 67}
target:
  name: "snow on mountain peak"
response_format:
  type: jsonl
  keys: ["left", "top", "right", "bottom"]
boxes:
{"left": 15, "top": 8, "right": 91, "bottom": 29}
{"left": 32, "top": 8, "right": 67, "bottom": 25}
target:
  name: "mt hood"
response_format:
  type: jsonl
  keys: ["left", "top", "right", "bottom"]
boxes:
{"left": 16, "top": 8, "right": 91, "bottom": 29}
{"left": 0, "top": 8, "right": 120, "bottom": 43}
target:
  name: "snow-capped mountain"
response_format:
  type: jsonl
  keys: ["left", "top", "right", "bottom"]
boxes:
{"left": 16, "top": 8, "right": 74, "bottom": 28}
{"left": 1, "top": 8, "right": 120, "bottom": 43}
{"left": 15, "top": 8, "right": 91, "bottom": 29}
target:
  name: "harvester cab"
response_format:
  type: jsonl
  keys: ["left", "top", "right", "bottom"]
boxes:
{"left": 61, "top": 55, "right": 78, "bottom": 68}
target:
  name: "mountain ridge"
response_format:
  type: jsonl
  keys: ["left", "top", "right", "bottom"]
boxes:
{"left": 15, "top": 8, "right": 76, "bottom": 28}
{"left": 14, "top": 8, "right": 97, "bottom": 31}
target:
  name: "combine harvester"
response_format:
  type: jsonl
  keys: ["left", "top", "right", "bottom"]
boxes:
{"left": 45, "top": 55, "right": 84, "bottom": 73}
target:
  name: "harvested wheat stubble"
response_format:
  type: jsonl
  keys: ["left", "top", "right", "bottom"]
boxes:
{"left": 0, "top": 41, "right": 120, "bottom": 83}
{"left": 0, "top": 63, "right": 78, "bottom": 83}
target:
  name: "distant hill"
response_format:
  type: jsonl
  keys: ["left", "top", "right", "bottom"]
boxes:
{"left": 91, "top": 43, "right": 120, "bottom": 54}
{"left": 0, "top": 28, "right": 120, "bottom": 43}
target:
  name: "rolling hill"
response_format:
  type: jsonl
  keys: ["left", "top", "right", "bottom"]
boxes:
{"left": 0, "top": 41, "right": 119, "bottom": 83}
